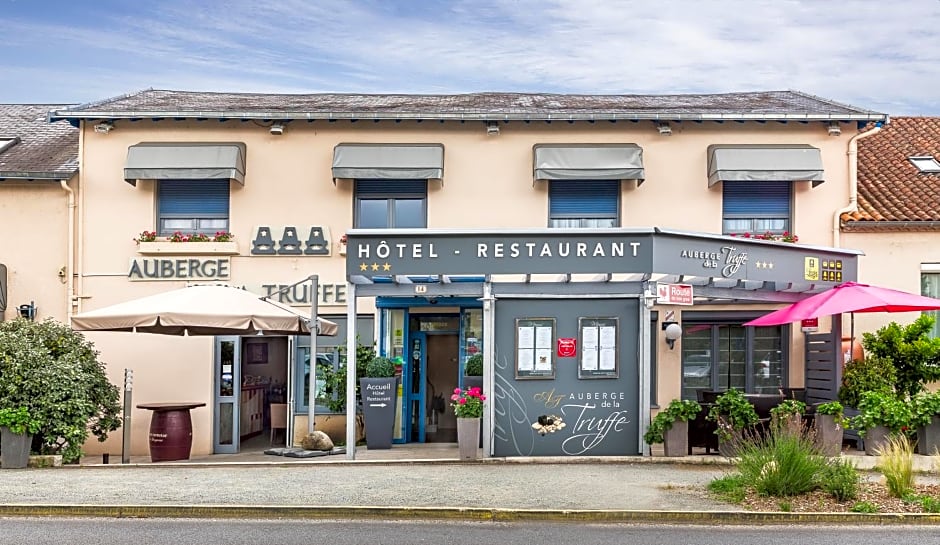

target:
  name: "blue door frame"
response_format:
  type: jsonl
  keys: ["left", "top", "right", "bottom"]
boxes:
{"left": 405, "top": 332, "right": 428, "bottom": 443}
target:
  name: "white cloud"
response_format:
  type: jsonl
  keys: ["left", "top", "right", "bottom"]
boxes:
{"left": 0, "top": 0, "right": 937, "bottom": 114}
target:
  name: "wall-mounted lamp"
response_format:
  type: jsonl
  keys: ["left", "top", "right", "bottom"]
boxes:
{"left": 270, "top": 122, "right": 286, "bottom": 135}
{"left": 94, "top": 121, "right": 114, "bottom": 134}
{"left": 18, "top": 300, "right": 36, "bottom": 321}
{"left": 827, "top": 121, "right": 841, "bottom": 136}
{"left": 486, "top": 121, "right": 500, "bottom": 136}
{"left": 657, "top": 121, "right": 672, "bottom": 136}
{"left": 662, "top": 321, "right": 681, "bottom": 350}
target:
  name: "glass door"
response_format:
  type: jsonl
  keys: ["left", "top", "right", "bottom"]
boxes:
{"left": 213, "top": 336, "right": 240, "bottom": 454}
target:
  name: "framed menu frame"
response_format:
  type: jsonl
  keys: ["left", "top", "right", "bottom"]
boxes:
{"left": 514, "top": 317, "right": 555, "bottom": 379}
{"left": 578, "top": 317, "right": 619, "bottom": 379}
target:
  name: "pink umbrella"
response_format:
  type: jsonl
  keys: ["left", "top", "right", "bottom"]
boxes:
{"left": 743, "top": 282, "right": 940, "bottom": 355}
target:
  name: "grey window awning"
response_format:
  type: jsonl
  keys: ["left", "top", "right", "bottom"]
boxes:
{"left": 332, "top": 143, "right": 444, "bottom": 183}
{"left": 124, "top": 142, "right": 247, "bottom": 186}
{"left": 533, "top": 144, "right": 645, "bottom": 185}
{"left": 707, "top": 144, "right": 824, "bottom": 187}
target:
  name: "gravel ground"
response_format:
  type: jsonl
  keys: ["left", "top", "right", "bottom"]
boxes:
{"left": 0, "top": 463, "right": 738, "bottom": 512}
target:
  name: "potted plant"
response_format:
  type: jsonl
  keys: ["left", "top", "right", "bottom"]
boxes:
{"left": 0, "top": 406, "right": 42, "bottom": 469}
{"left": 769, "top": 398, "right": 806, "bottom": 430}
{"left": 911, "top": 391, "right": 940, "bottom": 455}
{"left": 814, "top": 401, "right": 846, "bottom": 456}
{"left": 838, "top": 354, "right": 897, "bottom": 449}
{"left": 643, "top": 399, "right": 701, "bottom": 457}
{"left": 451, "top": 386, "right": 485, "bottom": 460}
{"left": 851, "top": 390, "right": 914, "bottom": 456}
{"left": 706, "top": 389, "right": 759, "bottom": 457}
{"left": 358, "top": 356, "right": 399, "bottom": 450}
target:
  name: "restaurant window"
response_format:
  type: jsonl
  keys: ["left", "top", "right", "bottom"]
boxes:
{"left": 922, "top": 272, "right": 940, "bottom": 338}
{"left": 295, "top": 316, "right": 375, "bottom": 414}
{"left": 548, "top": 180, "right": 619, "bottom": 228}
{"left": 681, "top": 322, "right": 785, "bottom": 400}
{"left": 354, "top": 180, "right": 427, "bottom": 228}
{"left": 157, "top": 180, "right": 229, "bottom": 236}
{"left": 722, "top": 181, "right": 791, "bottom": 235}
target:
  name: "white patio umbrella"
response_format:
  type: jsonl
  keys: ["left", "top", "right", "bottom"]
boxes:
{"left": 71, "top": 284, "right": 337, "bottom": 336}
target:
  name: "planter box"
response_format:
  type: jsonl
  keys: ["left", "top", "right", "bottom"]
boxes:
{"left": 663, "top": 420, "right": 689, "bottom": 457}
{"left": 137, "top": 241, "right": 239, "bottom": 255}
{"left": 864, "top": 425, "right": 891, "bottom": 456}
{"left": 917, "top": 415, "right": 940, "bottom": 456}
{"left": 457, "top": 417, "right": 481, "bottom": 460}
{"left": 0, "top": 427, "right": 32, "bottom": 469}
{"left": 814, "top": 413, "right": 843, "bottom": 456}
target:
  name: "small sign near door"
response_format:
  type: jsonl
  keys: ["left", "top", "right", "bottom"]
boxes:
{"left": 557, "top": 337, "right": 577, "bottom": 358}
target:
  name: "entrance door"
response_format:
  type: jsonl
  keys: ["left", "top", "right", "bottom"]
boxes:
{"left": 424, "top": 333, "right": 459, "bottom": 442}
{"left": 213, "top": 336, "right": 240, "bottom": 454}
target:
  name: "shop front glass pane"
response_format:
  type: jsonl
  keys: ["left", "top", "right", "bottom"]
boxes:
{"left": 681, "top": 324, "right": 713, "bottom": 400}
{"left": 717, "top": 325, "right": 746, "bottom": 391}
{"left": 752, "top": 326, "right": 783, "bottom": 394}
{"left": 461, "top": 308, "right": 483, "bottom": 366}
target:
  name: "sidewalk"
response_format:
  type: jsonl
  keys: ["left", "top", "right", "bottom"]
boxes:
{"left": 0, "top": 445, "right": 937, "bottom": 525}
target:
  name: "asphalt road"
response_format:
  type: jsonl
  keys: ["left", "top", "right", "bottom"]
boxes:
{"left": 0, "top": 518, "right": 937, "bottom": 545}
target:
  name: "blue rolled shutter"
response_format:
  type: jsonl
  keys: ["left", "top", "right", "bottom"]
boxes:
{"left": 549, "top": 180, "right": 618, "bottom": 217}
{"left": 159, "top": 180, "right": 229, "bottom": 215}
{"left": 355, "top": 180, "right": 427, "bottom": 196}
{"left": 722, "top": 181, "right": 790, "bottom": 216}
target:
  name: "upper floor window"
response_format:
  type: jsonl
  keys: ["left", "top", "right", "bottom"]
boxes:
{"left": 157, "top": 180, "right": 230, "bottom": 236}
{"left": 354, "top": 180, "right": 427, "bottom": 228}
{"left": 722, "top": 181, "right": 791, "bottom": 235}
{"left": 548, "top": 180, "right": 619, "bottom": 228}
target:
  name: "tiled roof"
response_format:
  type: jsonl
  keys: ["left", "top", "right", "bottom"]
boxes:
{"left": 843, "top": 117, "right": 940, "bottom": 231}
{"left": 50, "top": 89, "right": 886, "bottom": 122}
{"left": 0, "top": 104, "right": 78, "bottom": 181}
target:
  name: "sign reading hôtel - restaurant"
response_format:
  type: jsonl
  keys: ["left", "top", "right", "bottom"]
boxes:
{"left": 344, "top": 229, "right": 859, "bottom": 285}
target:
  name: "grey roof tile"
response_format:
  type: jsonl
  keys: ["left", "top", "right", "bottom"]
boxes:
{"left": 0, "top": 104, "right": 78, "bottom": 181}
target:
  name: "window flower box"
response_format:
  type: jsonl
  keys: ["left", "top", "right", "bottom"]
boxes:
{"left": 136, "top": 241, "right": 240, "bottom": 256}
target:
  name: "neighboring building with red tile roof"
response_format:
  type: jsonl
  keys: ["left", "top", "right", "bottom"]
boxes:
{"left": 844, "top": 117, "right": 940, "bottom": 230}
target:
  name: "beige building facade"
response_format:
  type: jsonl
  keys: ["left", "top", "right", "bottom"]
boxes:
{"left": 1, "top": 91, "right": 895, "bottom": 458}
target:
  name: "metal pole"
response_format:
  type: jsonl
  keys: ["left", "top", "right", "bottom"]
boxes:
{"left": 346, "top": 282, "right": 357, "bottom": 460}
{"left": 122, "top": 368, "right": 133, "bottom": 464}
{"left": 308, "top": 275, "right": 319, "bottom": 434}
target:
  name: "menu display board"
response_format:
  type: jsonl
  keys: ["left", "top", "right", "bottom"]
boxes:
{"left": 515, "top": 318, "right": 556, "bottom": 379}
{"left": 578, "top": 317, "right": 619, "bottom": 379}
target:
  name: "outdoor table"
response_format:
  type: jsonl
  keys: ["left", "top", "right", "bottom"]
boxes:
{"left": 136, "top": 402, "right": 206, "bottom": 462}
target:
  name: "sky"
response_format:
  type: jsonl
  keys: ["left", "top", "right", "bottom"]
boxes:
{"left": 2, "top": 0, "right": 939, "bottom": 115}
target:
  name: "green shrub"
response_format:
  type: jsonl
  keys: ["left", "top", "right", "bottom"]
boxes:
{"left": 365, "top": 356, "right": 397, "bottom": 378}
{"left": 862, "top": 314, "right": 940, "bottom": 399}
{"left": 643, "top": 399, "right": 701, "bottom": 444}
{"left": 838, "top": 355, "right": 897, "bottom": 409}
{"left": 852, "top": 391, "right": 914, "bottom": 436}
{"left": 850, "top": 501, "right": 878, "bottom": 513}
{"left": 911, "top": 391, "right": 940, "bottom": 428}
{"left": 920, "top": 496, "right": 940, "bottom": 513}
{"left": 0, "top": 318, "right": 121, "bottom": 463}
{"left": 464, "top": 354, "right": 483, "bottom": 376}
{"left": 816, "top": 401, "right": 848, "bottom": 427}
{"left": 770, "top": 399, "right": 806, "bottom": 419}
{"left": 708, "top": 474, "right": 748, "bottom": 503}
{"left": 707, "top": 389, "right": 759, "bottom": 441}
{"left": 733, "top": 424, "right": 826, "bottom": 497}
{"left": 876, "top": 433, "right": 915, "bottom": 498}
{"left": 819, "top": 458, "right": 859, "bottom": 502}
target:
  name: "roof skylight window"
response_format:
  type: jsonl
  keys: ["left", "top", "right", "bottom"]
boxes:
{"left": 910, "top": 156, "right": 940, "bottom": 173}
{"left": 0, "top": 137, "right": 19, "bottom": 154}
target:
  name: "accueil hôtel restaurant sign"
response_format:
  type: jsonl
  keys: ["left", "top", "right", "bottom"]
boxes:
{"left": 343, "top": 229, "right": 860, "bottom": 285}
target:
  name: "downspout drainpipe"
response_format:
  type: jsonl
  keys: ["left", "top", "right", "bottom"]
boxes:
{"left": 832, "top": 121, "right": 885, "bottom": 247}
{"left": 59, "top": 179, "right": 76, "bottom": 321}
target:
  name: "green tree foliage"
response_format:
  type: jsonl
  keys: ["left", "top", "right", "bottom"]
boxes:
{"left": 861, "top": 314, "right": 940, "bottom": 399}
{"left": 0, "top": 318, "right": 121, "bottom": 463}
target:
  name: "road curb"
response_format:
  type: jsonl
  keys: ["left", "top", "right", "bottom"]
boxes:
{"left": 1, "top": 504, "right": 939, "bottom": 525}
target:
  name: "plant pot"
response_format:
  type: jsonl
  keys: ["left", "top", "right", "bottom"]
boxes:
{"left": 457, "top": 417, "right": 481, "bottom": 460}
{"left": 359, "top": 377, "right": 399, "bottom": 450}
{"left": 814, "top": 413, "right": 843, "bottom": 456}
{"left": 662, "top": 420, "right": 688, "bottom": 457}
{"left": 0, "top": 427, "right": 32, "bottom": 469}
{"left": 917, "top": 415, "right": 940, "bottom": 455}
{"left": 863, "top": 425, "right": 891, "bottom": 456}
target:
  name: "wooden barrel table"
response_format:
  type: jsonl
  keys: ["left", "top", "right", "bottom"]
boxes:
{"left": 136, "top": 403, "right": 206, "bottom": 462}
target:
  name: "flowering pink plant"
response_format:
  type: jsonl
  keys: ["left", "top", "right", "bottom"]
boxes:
{"left": 134, "top": 230, "right": 157, "bottom": 243}
{"left": 731, "top": 231, "right": 799, "bottom": 243}
{"left": 212, "top": 231, "right": 234, "bottom": 242}
{"left": 451, "top": 386, "right": 486, "bottom": 418}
